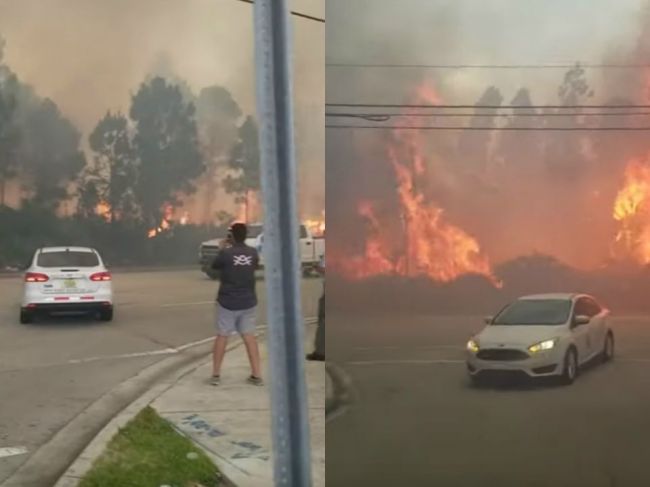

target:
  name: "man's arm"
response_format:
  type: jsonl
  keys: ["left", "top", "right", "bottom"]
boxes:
{"left": 211, "top": 249, "right": 226, "bottom": 270}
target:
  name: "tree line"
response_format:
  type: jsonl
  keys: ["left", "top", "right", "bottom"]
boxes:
{"left": 0, "top": 37, "right": 260, "bottom": 268}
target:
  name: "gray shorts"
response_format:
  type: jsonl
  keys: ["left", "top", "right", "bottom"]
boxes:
{"left": 215, "top": 304, "right": 257, "bottom": 336}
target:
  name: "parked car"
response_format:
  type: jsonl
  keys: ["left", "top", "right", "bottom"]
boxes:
{"left": 466, "top": 293, "right": 614, "bottom": 385}
{"left": 199, "top": 223, "right": 325, "bottom": 279}
{"left": 20, "top": 246, "right": 114, "bottom": 323}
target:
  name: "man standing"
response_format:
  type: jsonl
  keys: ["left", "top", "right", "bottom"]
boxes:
{"left": 210, "top": 223, "right": 263, "bottom": 386}
{"left": 307, "top": 254, "right": 325, "bottom": 361}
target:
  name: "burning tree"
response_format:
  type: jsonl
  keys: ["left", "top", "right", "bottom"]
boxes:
{"left": 129, "top": 77, "right": 205, "bottom": 230}
{"left": 81, "top": 111, "right": 137, "bottom": 222}
{"left": 224, "top": 116, "right": 260, "bottom": 223}
{"left": 330, "top": 84, "right": 498, "bottom": 285}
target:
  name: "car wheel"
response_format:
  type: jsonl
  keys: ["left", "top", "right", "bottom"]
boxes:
{"left": 560, "top": 347, "right": 578, "bottom": 385}
{"left": 99, "top": 309, "right": 114, "bottom": 322}
{"left": 20, "top": 309, "right": 33, "bottom": 324}
{"left": 602, "top": 332, "right": 614, "bottom": 363}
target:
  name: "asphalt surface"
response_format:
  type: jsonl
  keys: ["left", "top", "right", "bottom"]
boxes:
{"left": 0, "top": 269, "right": 321, "bottom": 484}
{"left": 327, "top": 312, "right": 650, "bottom": 487}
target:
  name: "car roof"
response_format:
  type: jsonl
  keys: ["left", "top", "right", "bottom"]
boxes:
{"left": 519, "top": 293, "right": 579, "bottom": 301}
{"left": 39, "top": 246, "right": 97, "bottom": 253}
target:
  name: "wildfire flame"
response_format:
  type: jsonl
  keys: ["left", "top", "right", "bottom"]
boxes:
{"left": 331, "top": 83, "right": 498, "bottom": 284}
{"left": 147, "top": 204, "right": 177, "bottom": 238}
{"left": 305, "top": 212, "right": 326, "bottom": 237}
{"left": 95, "top": 202, "right": 111, "bottom": 222}
{"left": 612, "top": 156, "right": 650, "bottom": 263}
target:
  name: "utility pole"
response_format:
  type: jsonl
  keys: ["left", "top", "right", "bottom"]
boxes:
{"left": 252, "top": 1, "right": 312, "bottom": 486}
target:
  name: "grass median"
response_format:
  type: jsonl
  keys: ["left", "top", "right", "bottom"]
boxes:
{"left": 80, "top": 406, "right": 223, "bottom": 487}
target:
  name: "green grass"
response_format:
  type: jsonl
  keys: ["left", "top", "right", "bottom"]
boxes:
{"left": 79, "top": 406, "right": 222, "bottom": 487}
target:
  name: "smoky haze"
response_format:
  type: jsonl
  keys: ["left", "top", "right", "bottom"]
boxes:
{"left": 0, "top": 0, "right": 324, "bottom": 220}
{"left": 326, "top": 0, "right": 650, "bottom": 313}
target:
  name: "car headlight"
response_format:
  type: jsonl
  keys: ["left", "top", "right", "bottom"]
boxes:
{"left": 466, "top": 339, "right": 479, "bottom": 353}
{"left": 528, "top": 338, "right": 557, "bottom": 353}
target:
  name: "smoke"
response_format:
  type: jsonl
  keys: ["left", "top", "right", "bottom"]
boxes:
{"left": 0, "top": 0, "right": 324, "bottom": 220}
{"left": 327, "top": 0, "right": 650, "bottom": 275}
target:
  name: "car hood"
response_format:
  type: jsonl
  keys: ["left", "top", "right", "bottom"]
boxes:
{"left": 476, "top": 325, "right": 563, "bottom": 347}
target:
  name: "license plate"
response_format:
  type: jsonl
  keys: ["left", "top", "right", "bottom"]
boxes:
{"left": 64, "top": 279, "right": 77, "bottom": 289}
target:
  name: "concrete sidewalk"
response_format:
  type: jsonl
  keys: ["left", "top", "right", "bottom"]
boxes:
{"left": 52, "top": 322, "right": 324, "bottom": 487}
{"left": 151, "top": 324, "right": 325, "bottom": 487}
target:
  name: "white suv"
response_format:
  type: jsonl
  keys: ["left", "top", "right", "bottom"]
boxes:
{"left": 20, "top": 247, "right": 114, "bottom": 323}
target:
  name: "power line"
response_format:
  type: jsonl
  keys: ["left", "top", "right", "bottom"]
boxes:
{"left": 326, "top": 111, "right": 650, "bottom": 119}
{"left": 326, "top": 103, "right": 650, "bottom": 110}
{"left": 233, "top": 0, "right": 325, "bottom": 23}
{"left": 325, "top": 124, "right": 650, "bottom": 131}
{"left": 326, "top": 62, "right": 650, "bottom": 70}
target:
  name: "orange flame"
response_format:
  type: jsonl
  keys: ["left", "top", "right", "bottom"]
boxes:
{"left": 332, "top": 83, "right": 497, "bottom": 284}
{"left": 305, "top": 212, "right": 326, "bottom": 237}
{"left": 612, "top": 156, "right": 650, "bottom": 263}
{"left": 95, "top": 202, "right": 111, "bottom": 221}
{"left": 147, "top": 204, "right": 175, "bottom": 238}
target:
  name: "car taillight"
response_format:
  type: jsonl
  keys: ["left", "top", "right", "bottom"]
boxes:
{"left": 25, "top": 272, "right": 49, "bottom": 282}
{"left": 90, "top": 271, "right": 112, "bottom": 282}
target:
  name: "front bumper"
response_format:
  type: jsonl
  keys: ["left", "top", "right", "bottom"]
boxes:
{"left": 466, "top": 349, "right": 562, "bottom": 378}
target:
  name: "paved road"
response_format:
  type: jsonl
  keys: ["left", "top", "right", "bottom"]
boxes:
{"left": 0, "top": 270, "right": 321, "bottom": 483}
{"left": 327, "top": 312, "right": 650, "bottom": 487}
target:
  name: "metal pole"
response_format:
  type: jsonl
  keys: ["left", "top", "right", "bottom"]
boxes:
{"left": 252, "top": 1, "right": 312, "bottom": 486}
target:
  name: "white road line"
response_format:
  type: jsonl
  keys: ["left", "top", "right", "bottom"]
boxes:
{"left": 346, "top": 359, "right": 465, "bottom": 366}
{"left": 161, "top": 301, "right": 215, "bottom": 308}
{"left": 353, "top": 345, "right": 463, "bottom": 351}
{"left": 0, "top": 446, "right": 28, "bottom": 459}
{"left": 0, "top": 316, "right": 317, "bottom": 373}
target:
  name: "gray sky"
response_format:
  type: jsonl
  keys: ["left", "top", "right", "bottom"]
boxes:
{"left": 0, "top": 0, "right": 324, "bottom": 218}
{"left": 326, "top": 0, "right": 645, "bottom": 104}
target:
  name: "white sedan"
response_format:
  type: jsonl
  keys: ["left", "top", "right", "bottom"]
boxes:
{"left": 466, "top": 293, "right": 614, "bottom": 385}
{"left": 20, "top": 246, "right": 114, "bottom": 323}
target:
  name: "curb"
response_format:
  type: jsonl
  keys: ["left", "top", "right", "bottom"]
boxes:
{"left": 50, "top": 316, "right": 317, "bottom": 487}
{"left": 325, "top": 362, "right": 355, "bottom": 422}
{"left": 52, "top": 339, "right": 248, "bottom": 487}
{"left": 0, "top": 343, "right": 214, "bottom": 487}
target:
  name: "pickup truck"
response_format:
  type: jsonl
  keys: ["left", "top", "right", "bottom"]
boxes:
{"left": 199, "top": 223, "right": 325, "bottom": 279}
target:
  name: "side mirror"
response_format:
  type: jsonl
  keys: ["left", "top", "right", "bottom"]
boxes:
{"left": 484, "top": 316, "right": 494, "bottom": 325}
{"left": 574, "top": 315, "right": 590, "bottom": 326}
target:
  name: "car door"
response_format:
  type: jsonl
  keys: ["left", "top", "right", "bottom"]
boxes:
{"left": 299, "top": 225, "right": 315, "bottom": 264}
{"left": 571, "top": 298, "right": 592, "bottom": 364}
{"left": 585, "top": 297, "right": 607, "bottom": 358}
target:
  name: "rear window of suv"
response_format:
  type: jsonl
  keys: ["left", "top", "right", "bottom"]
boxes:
{"left": 37, "top": 251, "right": 100, "bottom": 268}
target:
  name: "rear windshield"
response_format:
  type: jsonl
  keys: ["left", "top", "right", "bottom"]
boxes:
{"left": 37, "top": 251, "right": 100, "bottom": 268}
{"left": 492, "top": 299, "right": 572, "bottom": 325}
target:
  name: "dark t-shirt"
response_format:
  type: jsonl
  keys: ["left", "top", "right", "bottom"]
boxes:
{"left": 211, "top": 243, "right": 259, "bottom": 311}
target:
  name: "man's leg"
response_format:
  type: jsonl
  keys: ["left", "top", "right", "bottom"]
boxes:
{"left": 238, "top": 307, "right": 263, "bottom": 383}
{"left": 307, "top": 293, "right": 325, "bottom": 360}
{"left": 212, "top": 304, "right": 235, "bottom": 384}
{"left": 212, "top": 335, "right": 229, "bottom": 377}
{"left": 242, "top": 334, "right": 262, "bottom": 378}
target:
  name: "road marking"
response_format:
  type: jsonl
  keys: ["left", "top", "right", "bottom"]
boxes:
{"left": 0, "top": 317, "right": 317, "bottom": 373}
{"left": 0, "top": 446, "right": 28, "bottom": 459}
{"left": 161, "top": 301, "right": 215, "bottom": 308}
{"left": 346, "top": 359, "right": 465, "bottom": 366}
{"left": 353, "top": 345, "right": 463, "bottom": 351}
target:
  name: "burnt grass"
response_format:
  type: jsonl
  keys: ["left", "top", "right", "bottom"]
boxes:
{"left": 328, "top": 254, "right": 650, "bottom": 316}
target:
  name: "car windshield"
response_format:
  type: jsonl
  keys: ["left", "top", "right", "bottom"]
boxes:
{"left": 492, "top": 299, "right": 572, "bottom": 325}
{"left": 37, "top": 251, "right": 99, "bottom": 268}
